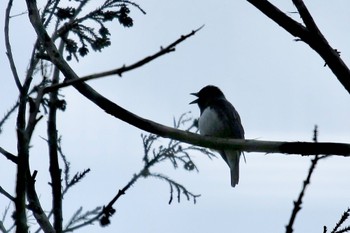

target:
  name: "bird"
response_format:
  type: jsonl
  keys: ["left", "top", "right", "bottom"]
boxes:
{"left": 190, "top": 85, "right": 245, "bottom": 187}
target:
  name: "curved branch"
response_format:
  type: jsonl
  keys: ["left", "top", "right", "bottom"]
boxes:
{"left": 43, "top": 25, "right": 204, "bottom": 93}
{"left": 5, "top": 0, "right": 22, "bottom": 91}
{"left": 246, "top": 0, "right": 350, "bottom": 94}
{"left": 25, "top": 0, "right": 350, "bottom": 157}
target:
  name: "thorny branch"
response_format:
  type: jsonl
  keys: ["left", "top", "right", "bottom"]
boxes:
{"left": 285, "top": 155, "right": 324, "bottom": 233}
{"left": 285, "top": 126, "right": 329, "bottom": 233}
{"left": 322, "top": 208, "right": 350, "bottom": 233}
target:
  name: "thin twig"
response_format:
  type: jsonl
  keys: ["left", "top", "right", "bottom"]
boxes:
{"left": 5, "top": 0, "right": 22, "bottom": 91}
{"left": 286, "top": 125, "right": 322, "bottom": 233}
{"left": 43, "top": 25, "right": 204, "bottom": 93}
{"left": 63, "top": 173, "right": 139, "bottom": 232}
{"left": 331, "top": 208, "right": 350, "bottom": 233}
{"left": 292, "top": 0, "right": 322, "bottom": 33}
{"left": 0, "top": 221, "right": 6, "bottom": 233}
{"left": 285, "top": 155, "right": 320, "bottom": 233}
{"left": 0, "top": 186, "right": 15, "bottom": 202}
{"left": 0, "top": 101, "right": 19, "bottom": 133}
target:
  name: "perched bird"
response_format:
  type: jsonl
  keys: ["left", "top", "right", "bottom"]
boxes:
{"left": 190, "top": 85, "right": 245, "bottom": 187}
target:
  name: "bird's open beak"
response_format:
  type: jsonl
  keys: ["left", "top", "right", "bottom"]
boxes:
{"left": 189, "top": 93, "right": 198, "bottom": 104}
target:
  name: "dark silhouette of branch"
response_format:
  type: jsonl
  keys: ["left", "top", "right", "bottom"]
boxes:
{"left": 0, "top": 204, "right": 14, "bottom": 233}
{"left": 0, "top": 101, "right": 19, "bottom": 134}
{"left": 63, "top": 114, "right": 204, "bottom": 230}
{"left": 0, "top": 186, "right": 15, "bottom": 202}
{"left": 14, "top": 74, "right": 32, "bottom": 233}
{"left": 150, "top": 173, "right": 200, "bottom": 204}
{"left": 291, "top": 0, "right": 320, "bottom": 33}
{"left": 34, "top": 137, "right": 91, "bottom": 233}
{"left": 5, "top": 0, "right": 22, "bottom": 91}
{"left": 43, "top": 25, "right": 204, "bottom": 93}
{"left": 0, "top": 146, "right": 17, "bottom": 164}
{"left": 63, "top": 207, "right": 101, "bottom": 232}
{"left": 0, "top": 222, "right": 5, "bottom": 233}
{"left": 285, "top": 126, "right": 328, "bottom": 233}
{"left": 13, "top": 34, "right": 44, "bottom": 233}
{"left": 46, "top": 39, "right": 66, "bottom": 233}
{"left": 285, "top": 155, "right": 321, "bottom": 233}
{"left": 246, "top": 0, "right": 350, "bottom": 94}
{"left": 99, "top": 115, "right": 204, "bottom": 226}
{"left": 323, "top": 208, "right": 350, "bottom": 233}
{"left": 59, "top": 173, "right": 136, "bottom": 232}
{"left": 7, "top": 3, "right": 49, "bottom": 230}
{"left": 26, "top": 171, "right": 55, "bottom": 233}
{"left": 25, "top": 0, "right": 350, "bottom": 159}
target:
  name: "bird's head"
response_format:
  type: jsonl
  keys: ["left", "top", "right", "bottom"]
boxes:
{"left": 190, "top": 85, "right": 225, "bottom": 112}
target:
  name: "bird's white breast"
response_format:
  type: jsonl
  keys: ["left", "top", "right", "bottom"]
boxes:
{"left": 198, "top": 107, "right": 225, "bottom": 136}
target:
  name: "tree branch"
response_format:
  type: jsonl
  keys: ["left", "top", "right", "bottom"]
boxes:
{"left": 0, "top": 101, "right": 19, "bottom": 134}
{"left": 26, "top": 171, "right": 55, "bottom": 233}
{"left": 285, "top": 154, "right": 326, "bottom": 233}
{"left": 0, "top": 186, "right": 15, "bottom": 202}
{"left": 43, "top": 25, "right": 204, "bottom": 93}
{"left": 14, "top": 71, "right": 32, "bottom": 233}
{"left": 47, "top": 40, "right": 65, "bottom": 233}
{"left": 25, "top": 0, "right": 350, "bottom": 157}
{"left": 291, "top": 0, "right": 320, "bottom": 33}
{"left": 246, "top": 0, "right": 350, "bottom": 94}
{"left": 5, "top": 0, "right": 22, "bottom": 91}
{"left": 0, "top": 146, "right": 18, "bottom": 163}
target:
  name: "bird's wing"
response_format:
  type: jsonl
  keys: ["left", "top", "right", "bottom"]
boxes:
{"left": 211, "top": 99, "right": 245, "bottom": 139}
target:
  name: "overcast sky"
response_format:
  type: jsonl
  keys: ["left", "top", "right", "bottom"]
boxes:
{"left": 1, "top": 0, "right": 350, "bottom": 232}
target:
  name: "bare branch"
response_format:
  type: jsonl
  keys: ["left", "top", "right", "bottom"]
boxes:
{"left": 43, "top": 25, "right": 204, "bottom": 93}
{"left": 63, "top": 207, "right": 101, "bottom": 232}
{"left": 26, "top": 171, "right": 55, "bottom": 233}
{"left": 0, "top": 146, "right": 17, "bottom": 164}
{"left": 150, "top": 173, "right": 200, "bottom": 204}
{"left": 0, "top": 186, "right": 15, "bottom": 202}
{"left": 246, "top": 0, "right": 350, "bottom": 94}
{"left": 0, "top": 101, "right": 19, "bottom": 134}
{"left": 285, "top": 155, "right": 322, "bottom": 233}
{"left": 5, "top": 0, "right": 22, "bottom": 91}
{"left": 14, "top": 76, "right": 32, "bottom": 233}
{"left": 286, "top": 126, "right": 325, "bottom": 233}
{"left": 331, "top": 208, "right": 350, "bottom": 233}
{"left": 46, "top": 39, "right": 65, "bottom": 233}
{"left": 25, "top": 0, "right": 350, "bottom": 157}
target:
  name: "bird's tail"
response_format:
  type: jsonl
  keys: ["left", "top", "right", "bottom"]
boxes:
{"left": 226, "top": 150, "right": 240, "bottom": 187}
{"left": 230, "top": 163, "right": 239, "bottom": 187}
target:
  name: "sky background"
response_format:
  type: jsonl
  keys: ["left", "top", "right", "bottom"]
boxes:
{"left": 1, "top": 0, "right": 350, "bottom": 232}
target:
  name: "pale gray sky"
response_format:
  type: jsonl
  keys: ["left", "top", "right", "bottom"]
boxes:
{"left": 1, "top": 0, "right": 350, "bottom": 232}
